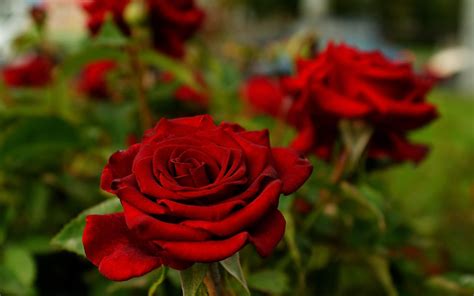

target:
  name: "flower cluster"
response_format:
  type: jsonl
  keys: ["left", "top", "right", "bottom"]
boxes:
{"left": 244, "top": 43, "right": 438, "bottom": 164}
{"left": 80, "top": 0, "right": 205, "bottom": 58}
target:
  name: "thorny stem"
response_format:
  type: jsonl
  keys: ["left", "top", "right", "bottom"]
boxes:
{"left": 127, "top": 46, "right": 153, "bottom": 131}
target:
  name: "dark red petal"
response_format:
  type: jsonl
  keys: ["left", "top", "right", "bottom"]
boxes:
{"left": 311, "top": 84, "right": 372, "bottom": 119}
{"left": 82, "top": 213, "right": 162, "bottom": 281}
{"left": 271, "top": 147, "right": 313, "bottom": 195}
{"left": 249, "top": 209, "right": 286, "bottom": 257}
{"left": 368, "top": 132, "right": 429, "bottom": 163}
{"left": 116, "top": 185, "right": 167, "bottom": 215}
{"left": 182, "top": 180, "right": 282, "bottom": 237}
{"left": 122, "top": 202, "right": 211, "bottom": 241}
{"left": 169, "top": 114, "right": 216, "bottom": 129}
{"left": 243, "top": 76, "right": 285, "bottom": 117}
{"left": 158, "top": 232, "right": 248, "bottom": 263}
{"left": 158, "top": 199, "right": 246, "bottom": 221}
{"left": 101, "top": 144, "right": 141, "bottom": 193}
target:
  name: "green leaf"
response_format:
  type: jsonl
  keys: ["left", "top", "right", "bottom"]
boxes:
{"left": 148, "top": 267, "right": 168, "bottom": 296}
{"left": 51, "top": 198, "right": 122, "bottom": 256}
{"left": 219, "top": 253, "right": 250, "bottom": 295}
{"left": 179, "top": 263, "right": 208, "bottom": 296}
{"left": 0, "top": 266, "right": 31, "bottom": 295}
{"left": 367, "top": 255, "right": 398, "bottom": 296}
{"left": 140, "top": 50, "right": 200, "bottom": 89}
{"left": 340, "top": 181, "right": 386, "bottom": 231}
{"left": 92, "top": 15, "right": 128, "bottom": 47}
{"left": 0, "top": 116, "right": 79, "bottom": 170}
{"left": 4, "top": 246, "right": 36, "bottom": 286}
{"left": 248, "top": 270, "right": 289, "bottom": 294}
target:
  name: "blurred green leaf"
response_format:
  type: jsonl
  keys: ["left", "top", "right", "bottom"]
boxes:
{"left": 428, "top": 273, "right": 474, "bottom": 295}
{"left": 0, "top": 266, "right": 32, "bottom": 295}
{"left": 92, "top": 16, "right": 128, "bottom": 47}
{"left": 148, "top": 267, "right": 168, "bottom": 296}
{"left": 179, "top": 264, "right": 208, "bottom": 296}
{"left": 140, "top": 50, "right": 199, "bottom": 89}
{"left": 367, "top": 255, "right": 398, "bottom": 296}
{"left": 0, "top": 116, "right": 80, "bottom": 170}
{"left": 340, "top": 181, "right": 386, "bottom": 231}
{"left": 219, "top": 253, "right": 250, "bottom": 295}
{"left": 248, "top": 269, "right": 289, "bottom": 294}
{"left": 4, "top": 246, "right": 36, "bottom": 287}
{"left": 51, "top": 198, "right": 122, "bottom": 256}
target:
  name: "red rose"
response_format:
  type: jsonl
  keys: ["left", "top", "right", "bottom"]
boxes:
{"left": 247, "top": 43, "right": 438, "bottom": 164}
{"left": 174, "top": 74, "right": 208, "bottom": 107}
{"left": 2, "top": 55, "right": 54, "bottom": 88}
{"left": 77, "top": 60, "right": 117, "bottom": 99}
{"left": 83, "top": 115, "right": 312, "bottom": 281}
{"left": 160, "top": 72, "right": 209, "bottom": 107}
{"left": 147, "top": 0, "right": 205, "bottom": 58}
{"left": 80, "top": 0, "right": 131, "bottom": 36}
{"left": 242, "top": 76, "right": 288, "bottom": 117}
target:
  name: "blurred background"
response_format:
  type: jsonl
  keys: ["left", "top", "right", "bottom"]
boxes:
{"left": 0, "top": 0, "right": 473, "bottom": 295}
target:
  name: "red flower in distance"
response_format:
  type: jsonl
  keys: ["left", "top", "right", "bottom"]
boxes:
{"left": 2, "top": 55, "right": 54, "bottom": 88}
{"left": 245, "top": 43, "right": 438, "bottom": 164}
{"left": 243, "top": 76, "right": 287, "bottom": 118}
{"left": 147, "top": 0, "right": 205, "bottom": 58}
{"left": 80, "top": 0, "right": 131, "bottom": 36}
{"left": 161, "top": 72, "right": 209, "bottom": 107}
{"left": 83, "top": 115, "right": 312, "bottom": 281}
{"left": 77, "top": 59, "right": 117, "bottom": 99}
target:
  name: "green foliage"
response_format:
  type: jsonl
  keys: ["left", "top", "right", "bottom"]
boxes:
{"left": 247, "top": 269, "right": 290, "bottom": 294}
{"left": 179, "top": 264, "right": 208, "bottom": 296}
{"left": 220, "top": 253, "right": 250, "bottom": 295}
{"left": 51, "top": 198, "right": 122, "bottom": 256}
{"left": 0, "top": 116, "right": 80, "bottom": 170}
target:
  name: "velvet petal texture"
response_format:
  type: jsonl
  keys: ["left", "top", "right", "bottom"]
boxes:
{"left": 83, "top": 213, "right": 162, "bottom": 281}
{"left": 84, "top": 115, "right": 313, "bottom": 281}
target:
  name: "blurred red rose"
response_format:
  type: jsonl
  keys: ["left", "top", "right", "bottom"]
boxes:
{"left": 174, "top": 76, "right": 208, "bottom": 107}
{"left": 77, "top": 60, "right": 117, "bottom": 99}
{"left": 147, "top": 0, "right": 205, "bottom": 58}
{"left": 245, "top": 43, "right": 438, "bottom": 164}
{"left": 80, "top": 0, "right": 131, "bottom": 36}
{"left": 83, "top": 115, "right": 312, "bottom": 281}
{"left": 2, "top": 55, "right": 54, "bottom": 88}
{"left": 161, "top": 72, "right": 209, "bottom": 107}
{"left": 242, "top": 76, "right": 288, "bottom": 117}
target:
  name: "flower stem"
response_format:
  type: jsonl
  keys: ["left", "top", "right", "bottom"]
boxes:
{"left": 203, "top": 263, "right": 223, "bottom": 296}
{"left": 127, "top": 46, "right": 153, "bottom": 131}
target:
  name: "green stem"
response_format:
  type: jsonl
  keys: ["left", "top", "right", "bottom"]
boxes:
{"left": 203, "top": 263, "right": 223, "bottom": 296}
{"left": 127, "top": 46, "right": 153, "bottom": 131}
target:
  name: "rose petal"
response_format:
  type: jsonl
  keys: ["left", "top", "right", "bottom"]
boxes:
{"left": 271, "top": 147, "right": 313, "bottom": 195}
{"left": 181, "top": 180, "right": 282, "bottom": 236}
{"left": 82, "top": 213, "right": 162, "bottom": 281}
{"left": 122, "top": 202, "right": 211, "bottom": 241}
{"left": 101, "top": 144, "right": 141, "bottom": 193}
{"left": 157, "top": 232, "right": 249, "bottom": 263}
{"left": 249, "top": 209, "right": 286, "bottom": 257}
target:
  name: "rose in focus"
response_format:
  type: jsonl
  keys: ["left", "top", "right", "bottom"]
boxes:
{"left": 83, "top": 115, "right": 312, "bottom": 281}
